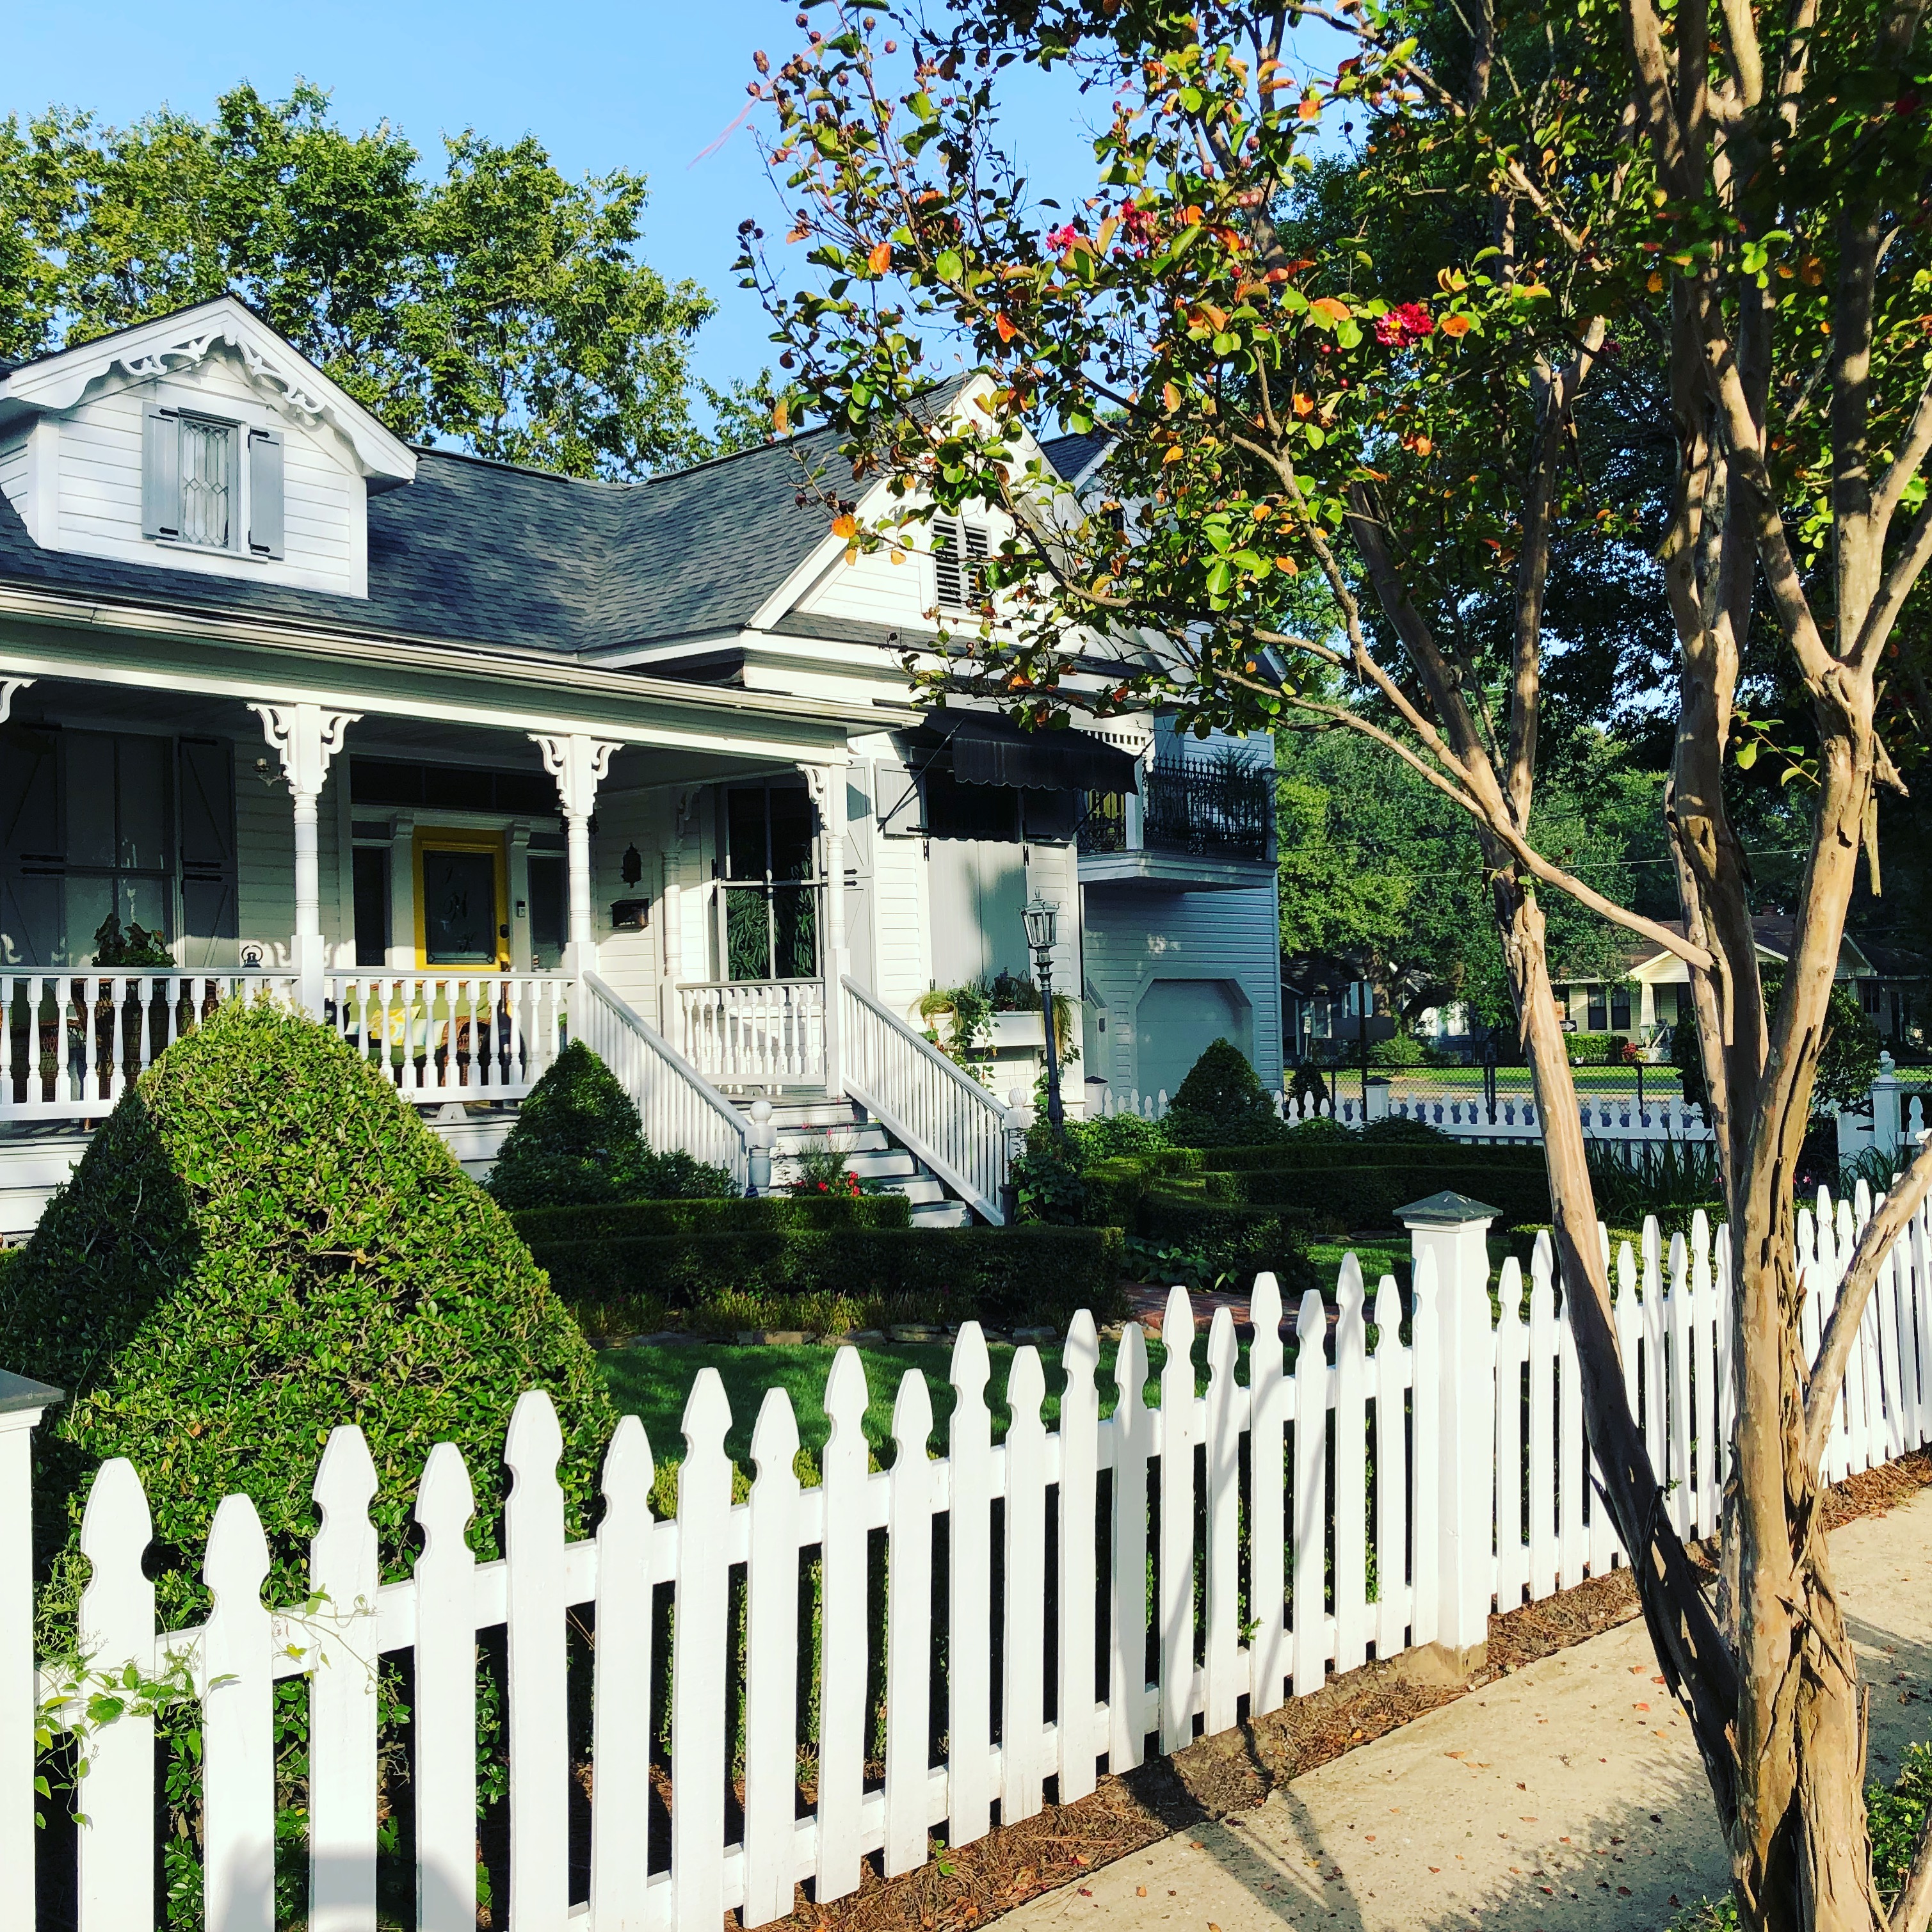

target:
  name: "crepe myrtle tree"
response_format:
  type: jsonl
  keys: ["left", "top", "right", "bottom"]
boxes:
{"left": 739, "top": 0, "right": 1932, "bottom": 1923}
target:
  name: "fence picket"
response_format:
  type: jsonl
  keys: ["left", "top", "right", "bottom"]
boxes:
{"left": 200, "top": 1493, "right": 275, "bottom": 1932}
{"left": 1002, "top": 1348, "right": 1049, "bottom": 1826}
{"left": 1690, "top": 1214, "right": 1719, "bottom": 1537}
{"left": 506, "top": 1392, "right": 570, "bottom": 1932}
{"left": 1248, "top": 1276, "right": 1289, "bottom": 1713}
{"left": 1332, "top": 1259, "right": 1369, "bottom": 1674}
{"left": 947, "top": 1325, "right": 995, "bottom": 1846}
{"left": 1667, "top": 1232, "right": 1694, "bottom": 1542}
{"left": 592, "top": 1415, "right": 656, "bottom": 1932}
{"left": 884, "top": 1369, "right": 935, "bottom": 1874}
{"left": 414, "top": 1444, "right": 476, "bottom": 1932}
{"left": 1056, "top": 1312, "right": 1101, "bottom": 1804}
{"left": 1556, "top": 1244, "right": 1588, "bottom": 1586}
{"left": 1157, "top": 1287, "right": 1198, "bottom": 1753}
{"left": 77, "top": 1459, "right": 154, "bottom": 1932}
{"left": 1493, "top": 1260, "right": 1526, "bottom": 1614}
{"left": 1369, "top": 1276, "right": 1408, "bottom": 1657}
{"left": 1292, "top": 1289, "right": 1328, "bottom": 1698}
{"left": 1202, "top": 1307, "right": 1243, "bottom": 1734}
{"left": 1108, "top": 1322, "right": 1153, "bottom": 1769}
{"left": 1526, "top": 1241, "right": 1557, "bottom": 1602}
{"left": 673, "top": 1371, "right": 734, "bottom": 1931}
{"left": 816, "top": 1347, "right": 871, "bottom": 1899}
{"left": 745, "top": 1391, "right": 803, "bottom": 1929}
{"left": 309, "top": 1426, "right": 380, "bottom": 1932}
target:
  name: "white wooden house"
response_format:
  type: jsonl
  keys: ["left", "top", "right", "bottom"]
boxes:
{"left": 0, "top": 298, "right": 1282, "bottom": 1230}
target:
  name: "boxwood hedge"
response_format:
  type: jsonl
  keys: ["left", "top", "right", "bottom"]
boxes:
{"left": 531, "top": 1223, "right": 1129, "bottom": 1334}
{"left": 509, "top": 1191, "right": 912, "bottom": 1246}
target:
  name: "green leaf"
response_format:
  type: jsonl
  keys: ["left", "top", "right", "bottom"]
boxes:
{"left": 935, "top": 250, "right": 963, "bottom": 281}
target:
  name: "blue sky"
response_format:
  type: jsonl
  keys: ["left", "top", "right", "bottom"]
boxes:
{"left": 5, "top": 0, "right": 1109, "bottom": 394}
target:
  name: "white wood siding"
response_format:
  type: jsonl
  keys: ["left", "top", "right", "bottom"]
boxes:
{"left": 590, "top": 786, "right": 668, "bottom": 1018}
{"left": 36, "top": 350, "right": 367, "bottom": 596}
{"left": 0, "top": 433, "right": 26, "bottom": 513}
{"left": 1081, "top": 883, "right": 1282, "bottom": 1098}
{"left": 795, "top": 540, "right": 934, "bottom": 627}
{"left": 234, "top": 740, "right": 346, "bottom": 964}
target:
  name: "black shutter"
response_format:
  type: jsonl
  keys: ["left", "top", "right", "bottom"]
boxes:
{"left": 142, "top": 406, "right": 181, "bottom": 538}
{"left": 248, "top": 426, "right": 284, "bottom": 558}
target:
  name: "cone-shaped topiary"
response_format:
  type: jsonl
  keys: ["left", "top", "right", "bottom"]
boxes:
{"left": 1163, "top": 1036, "right": 1285, "bottom": 1147}
{"left": 0, "top": 997, "right": 615, "bottom": 1635}
{"left": 486, "top": 1038, "right": 734, "bottom": 1208}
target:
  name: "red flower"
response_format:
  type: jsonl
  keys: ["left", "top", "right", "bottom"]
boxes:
{"left": 1374, "top": 301, "right": 1437, "bottom": 348}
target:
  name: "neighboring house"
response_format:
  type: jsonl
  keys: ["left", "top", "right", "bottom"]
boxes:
{"left": 1550, "top": 915, "right": 1880, "bottom": 1045}
{"left": 0, "top": 298, "right": 1280, "bottom": 1229}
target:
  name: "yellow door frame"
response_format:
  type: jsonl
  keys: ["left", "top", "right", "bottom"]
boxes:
{"left": 412, "top": 828, "right": 510, "bottom": 969}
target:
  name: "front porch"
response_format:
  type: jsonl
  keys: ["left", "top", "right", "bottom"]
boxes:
{"left": 0, "top": 672, "right": 1024, "bottom": 1230}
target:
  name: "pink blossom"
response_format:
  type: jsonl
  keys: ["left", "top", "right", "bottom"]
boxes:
{"left": 1374, "top": 300, "right": 1437, "bottom": 348}
{"left": 1046, "top": 223, "right": 1080, "bottom": 250}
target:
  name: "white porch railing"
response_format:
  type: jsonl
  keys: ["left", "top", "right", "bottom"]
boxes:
{"left": 11, "top": 1182, "right": 1932, "bottom": 1930}
{"left": 325, "top": 973, "right": 570, "bottom": 1102}
{"left": 677, "top": 979, "right": 825, "bottom": 1091}
{"left": 0, "top": 971, "right": 303, "bottom": 1120}
{"left": 581, "top": 972, "right": 750, "bottom": 1190}
{"left": 841, "top": 975, "right": 1014, "bottom": 1223}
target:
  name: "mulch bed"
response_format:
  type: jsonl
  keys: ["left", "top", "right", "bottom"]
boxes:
{"left": 753, "top": 1449, "right": 1932, "bottom": 1932}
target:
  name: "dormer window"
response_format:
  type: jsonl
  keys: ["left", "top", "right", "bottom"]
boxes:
{"left": 933, "top": 515, "right": 991, "bottom": 613}
{"left": 143, "top": 405, "right": 284, "bottom": 559}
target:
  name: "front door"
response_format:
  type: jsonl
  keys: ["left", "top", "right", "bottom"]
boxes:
{"left": 417, "top": 838, "right": 506, "bottom": 967}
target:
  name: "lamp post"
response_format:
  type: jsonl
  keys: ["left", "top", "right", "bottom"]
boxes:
{"left": 1023, "top": 897, "right": 1065, "bottom": 1137}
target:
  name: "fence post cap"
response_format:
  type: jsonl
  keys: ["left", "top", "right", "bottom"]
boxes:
{"left": 1396, "top": 1189, "right": 1501, "bottom": 1228}
{"left": 0, "top": 1366, "right": 62, "bottom": 1416}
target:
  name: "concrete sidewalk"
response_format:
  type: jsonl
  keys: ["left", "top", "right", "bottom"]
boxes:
{"left": 1010, "top": 1493, "right": 1932, "bottom": 1932}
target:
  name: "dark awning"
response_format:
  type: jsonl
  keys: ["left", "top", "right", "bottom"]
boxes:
{"left": 920, "top": 711, "right": 1141, "bottom": 793}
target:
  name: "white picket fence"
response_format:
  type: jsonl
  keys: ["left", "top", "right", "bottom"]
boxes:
{"left": 1105, "top": 1072, "right": 1929, "bottom": 1165}
{"left": 6, "top": 1182, "right": 1931, "bottom": 1932}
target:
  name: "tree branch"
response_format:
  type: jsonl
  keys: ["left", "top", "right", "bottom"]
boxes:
{"left": 1804, "top": 1134, "right": 1932, "bottom": 1473}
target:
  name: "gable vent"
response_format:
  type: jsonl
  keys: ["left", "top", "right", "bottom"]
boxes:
{"left": 932, "top": 515, "right": 991, "bottom": 613}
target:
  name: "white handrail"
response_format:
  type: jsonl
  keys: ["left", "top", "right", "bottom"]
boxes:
{"left": 581, "top": 972, "right": 750, "bottom": 1191}
{"left": 839, "top": 974, "right": 1013, "bottom": 1223}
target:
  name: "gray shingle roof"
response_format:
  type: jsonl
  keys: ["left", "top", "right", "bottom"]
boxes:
{"left": 1039, "top": 429, "right": 1114, "bottom": 486}
{"left": 0, "top": 426, "right": 860, "bottom": 656}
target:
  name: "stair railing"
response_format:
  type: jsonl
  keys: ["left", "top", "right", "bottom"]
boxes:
{"left": 839, "top": 976, "right": 1017, "bottom": 1223}
{"left": 579, "top": 972, "right": 751, "bottom": 1191}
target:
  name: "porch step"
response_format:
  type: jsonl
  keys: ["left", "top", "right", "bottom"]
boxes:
{"left": 737, "top": 1093, "right": 987, "bottom": 1227}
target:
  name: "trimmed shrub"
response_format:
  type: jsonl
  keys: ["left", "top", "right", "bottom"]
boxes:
{"left": 510, "top": 1193, "right": 912, "bottom": 1246}
{"left": 1359, "top": 1113, "right": 1454, "bottom": 1146}
{"left": 0, "top": 999, "right": 615, "bottom": 1631}
{"left": 487, "top": 1039, "right": 734, "bottom": 1209}
{"left": 531, "top": 1225, "right": 1129, "bottom": 1334}
{"left": 1135, "top": 1182, "right": 1321, "bottom": 1296}
{"left": 1163, "top": 1036, "right": 1285, "bottom": 1147}
{"left": 1199, "top": 1137, "right": 1549, "bottom": 1175}
{"left": 1212, "top": 1156, "right": 1552, "bottom": 1232}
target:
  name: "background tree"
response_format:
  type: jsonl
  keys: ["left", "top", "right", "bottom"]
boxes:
{"left": 0, "top": 82, "right": 719, "bottom": 477}
{"left": 741, "top": 0, "right": 1932, "bottom": 1923}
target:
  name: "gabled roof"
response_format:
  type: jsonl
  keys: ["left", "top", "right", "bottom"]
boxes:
{"left": 0, "top": 417, "right": 864, "bottom": 657}
{"left": 0, "top": 297, "right": 415, "bottom": 486}
{"left": 1039, "top": 428, "right": 1114, "bottom": 489}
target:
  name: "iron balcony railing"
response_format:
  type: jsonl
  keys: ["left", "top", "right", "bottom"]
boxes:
{"left": 1078, "top": 752, "right": 1274, "bottom": 860}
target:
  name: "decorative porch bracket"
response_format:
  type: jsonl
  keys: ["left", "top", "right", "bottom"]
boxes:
{"left": 0, "top": 680, "right": 35, "bottom": 725}
{"left": 802, "top": 759, "right": 849, "bottom": 1100}
{"left": 250, "top": 702, "right": 360, "bottom": 1011}
{"left": 530, "top": 734, "right": 624, "bottom": 976}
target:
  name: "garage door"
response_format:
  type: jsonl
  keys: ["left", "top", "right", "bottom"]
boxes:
{"left": 1136, "top": 979, "right": 1253, "bottom": 1100}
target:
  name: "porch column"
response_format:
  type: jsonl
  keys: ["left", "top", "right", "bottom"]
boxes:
{"left": 386, "top": 813, "right": 415, "bottom": 969}
{"left": 806, "top": 759, "right": 850, "bottom": 1099}
{"left": 531, "top": 734, "right": 623, "bottom": 976}
{"left": 250, "top": 702, "right": 361, "bottom": 1013}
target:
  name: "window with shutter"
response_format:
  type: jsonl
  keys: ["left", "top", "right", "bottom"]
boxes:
{"left": 142, "top": 406, "right": 182, "bottom": 539}
{"left": 248, "top": 426, "right": 284, "bottom": 558}
{"left": 177, "top": 417, "right": 235, "bottom": 547}
{"left": 933, "top": 515, "right": 992, "bottom": 611}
